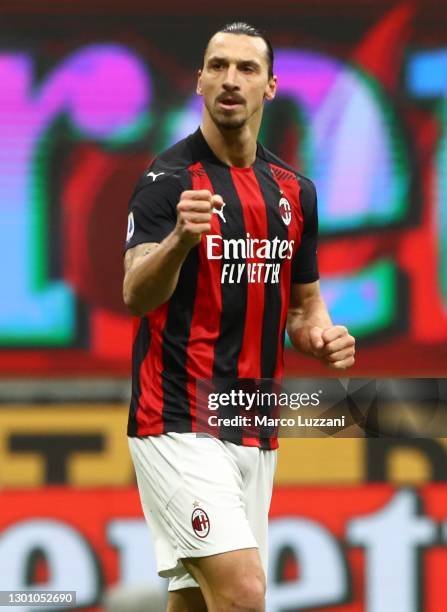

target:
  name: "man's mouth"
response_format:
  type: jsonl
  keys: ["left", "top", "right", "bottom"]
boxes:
{"left": 217, "top": 95, "right": 245, "bottom": 110}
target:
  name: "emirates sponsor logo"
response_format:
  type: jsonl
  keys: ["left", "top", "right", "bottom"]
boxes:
{"left": 206, "top": 233, "right": 295, "bottom": 285}
{"left": 206, "top": 233, "right": 294, "bottom": 260}
{"left": 220, "top": 262, "right": 280, "bottom": 283}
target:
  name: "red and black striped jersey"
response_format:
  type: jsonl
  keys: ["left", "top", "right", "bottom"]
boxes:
{"left": 125, "top": 128, "right": 319, "bottom": 449}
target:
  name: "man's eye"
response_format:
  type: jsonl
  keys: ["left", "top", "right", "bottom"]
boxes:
{"left": 242, "top": 65, "right": 255, "bottom": 73}
{"left": 211, "top": 63, "right": 223, "bottom": 70}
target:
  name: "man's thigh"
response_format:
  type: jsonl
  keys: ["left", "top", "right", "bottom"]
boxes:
{"left": 130, "top": 434, "right": 259, "bottom": 579}
{"left": 167, "top": 587, "right": 207, "bottom": 612}
{"left": 182, "top": 548, "right": 266, "bottom": 611}
{"left": 225, "top": 444, "right": 277, "bottom": 575}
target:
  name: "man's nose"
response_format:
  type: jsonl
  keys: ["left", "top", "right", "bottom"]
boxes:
{"left": 222, "top": 65, "right": 240, "bottom": 89}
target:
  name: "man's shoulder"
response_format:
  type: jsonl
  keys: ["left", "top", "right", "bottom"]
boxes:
{"left": 257, "top": 143, "right": 315, "bottom": 192}
{"left": 132, "top": 132, "right": 200, "bottom": 198}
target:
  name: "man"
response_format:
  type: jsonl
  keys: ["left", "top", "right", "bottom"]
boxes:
{"left": 123, "top": 22, "right": 355, "bottom": 612}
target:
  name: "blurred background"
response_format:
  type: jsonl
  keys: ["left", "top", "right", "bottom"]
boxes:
{"left": 1, "top": 0, "right": 447, "bottom": 610}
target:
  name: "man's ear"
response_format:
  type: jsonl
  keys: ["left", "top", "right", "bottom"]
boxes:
{"left": 196, "top": 69, "right": 203, "bottom": 96}
{"left": 264, "top": 75, "right": 277, "bottom": 101}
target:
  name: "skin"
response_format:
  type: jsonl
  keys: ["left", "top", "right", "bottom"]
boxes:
{"left": 123, "top": 190, "right": 224, "bottom": 315}
{"left": 196, "top": 32, "right": 276, "bottom": 167}
{"left": 287, "top": 282, "right": 355, "bottom": 370}
{"left": 123, "top": 31, "right": 355, "bottom": 612}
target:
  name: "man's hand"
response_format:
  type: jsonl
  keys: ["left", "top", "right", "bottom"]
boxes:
{"left": 287, "top": 283, "right": 356, "bottom": 370}
{"left": 123, "top": 190, "right": 224, "bottom": 316}
{"left": 308, "top": 325, "right": 355, "bottom": 370}
{"left": 174, "top": 190, "right": 224, "bottom": 248}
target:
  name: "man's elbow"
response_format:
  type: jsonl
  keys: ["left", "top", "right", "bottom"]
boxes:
{"left": 123, "top": 284, "right": 146, "bottom": 317}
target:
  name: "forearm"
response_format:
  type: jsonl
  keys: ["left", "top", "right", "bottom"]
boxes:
{"left": 287, "top": 295, "right": 332, "bottom": 354}
{"left": 123, "top": 232, "right": 191, "bottom": 316}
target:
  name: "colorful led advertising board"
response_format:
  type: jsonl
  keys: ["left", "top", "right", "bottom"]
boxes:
{"left": 1, "top": 1, "right": 447, "bottom": 375}
{"left": 1, "top": 485, "right": 447, "bottom": 612}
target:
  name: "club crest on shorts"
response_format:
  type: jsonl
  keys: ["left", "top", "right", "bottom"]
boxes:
{"left": 279, "top": 197, "right": 292, "bottom": 226}
{"left": 191, "top": 507, "right": 210, "bottom": 538}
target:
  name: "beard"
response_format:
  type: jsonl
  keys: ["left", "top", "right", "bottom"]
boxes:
{"left": 205, "top": 99, "right": 247, "bottom": 130}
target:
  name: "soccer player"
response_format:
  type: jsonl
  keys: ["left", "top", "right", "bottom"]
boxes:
{"left": 123, "top": 22, "right": 355, "bottom": 612}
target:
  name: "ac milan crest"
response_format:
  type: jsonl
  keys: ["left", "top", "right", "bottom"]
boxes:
{"left": 279, "top": 197, "right": 292, "bottom": 226}
{"left": 191, "top": 508, "right": 210, "bottom": 538}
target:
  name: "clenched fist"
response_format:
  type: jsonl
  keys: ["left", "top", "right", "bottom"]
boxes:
{"left": 309, "top": 325, "right": 355, "bottom": 370}
{"left": 174, "top": 190, "right": 224, "bottom": 248}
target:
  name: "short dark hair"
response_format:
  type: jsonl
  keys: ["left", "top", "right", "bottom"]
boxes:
{"left": 205, "top": 22, "right": 274, "bottom": 79}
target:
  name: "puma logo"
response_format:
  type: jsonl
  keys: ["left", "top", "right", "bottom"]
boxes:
{"left": 213, "top": 201, "right": 226, "bottom": 223}
{"left": 146, "top": 171, "right": 165, "bottom": 182}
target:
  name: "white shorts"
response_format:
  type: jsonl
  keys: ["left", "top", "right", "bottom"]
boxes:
{"left": 129, "top": 433, "right": 276, "bottom": 592}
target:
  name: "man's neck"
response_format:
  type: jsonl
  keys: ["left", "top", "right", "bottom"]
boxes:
{"left": 200, "top": 113, "right": 258, "bottom": 168}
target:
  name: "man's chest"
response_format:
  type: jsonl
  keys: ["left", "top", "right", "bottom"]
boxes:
{"left": 188, "top": 161, "right": 303, "bottom": 286}
{"left": 190, "top": 161, "right": 302, "bottom": 241}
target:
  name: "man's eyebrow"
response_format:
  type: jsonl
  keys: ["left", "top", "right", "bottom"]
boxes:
{"left": 207, "top": 56, "right": 261, "bottom": 68}
{"left": 207, "top": 55, "right": 228, "bottom": 63}
{"left": 238, "top": 59, "right": 261, "bottom": 67}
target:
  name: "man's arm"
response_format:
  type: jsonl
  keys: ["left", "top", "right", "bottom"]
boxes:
{"left": 123, "top": 238, "right": 189, "bottom": 316}
{"left": 123, "top": 190, "right": 222, "bottom": 316}
{"left": 287, "top": 281, "right": 355, "bottom": 370}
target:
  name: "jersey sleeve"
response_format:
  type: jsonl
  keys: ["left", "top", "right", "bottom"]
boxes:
{"left": 291, "top": 178, "right": 320, "bottom": 284}
{"left": 125, "top": 174, "right": 182, "bottom": 251}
